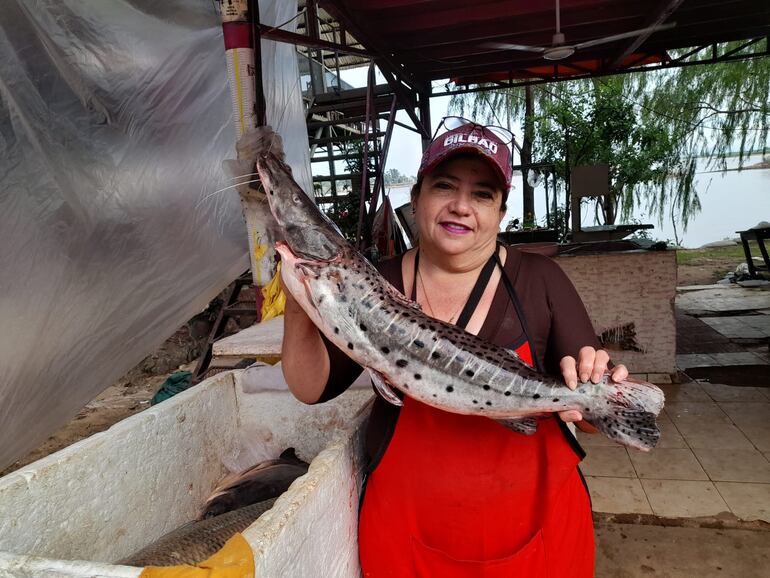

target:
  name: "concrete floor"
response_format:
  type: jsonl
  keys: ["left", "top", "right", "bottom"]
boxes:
{"left": 596, "top": 522, "right": 770, "bottom": 578}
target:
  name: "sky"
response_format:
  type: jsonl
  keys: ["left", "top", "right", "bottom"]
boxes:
{"left": 335, "top": 66, "right": 769, "bottom": 249}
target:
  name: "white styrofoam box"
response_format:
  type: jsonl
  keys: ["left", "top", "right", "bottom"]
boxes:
{"left": 230, "top": 369, "right": 372, "bottom": 471}
{"left": 0, "top": 553, "right": 140, "bottom": 578}
{"left": 0, "top": 369, "right": 373, "bottom": 577}
{"left": 244, "top": 398, "right": 370, "bottom": 578}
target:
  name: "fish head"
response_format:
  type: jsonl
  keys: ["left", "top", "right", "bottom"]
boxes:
{"left": 257, "top": 152, "right": 345, "bottom": 262}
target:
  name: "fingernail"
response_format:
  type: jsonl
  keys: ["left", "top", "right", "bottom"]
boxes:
{"left": 579, "top": 374, "right": 588, "bottom": 383}
{"left": 569, "top": 379, "right": 577, "bottom": 389}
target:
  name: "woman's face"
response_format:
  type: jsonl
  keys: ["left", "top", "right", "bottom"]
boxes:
{"left": 413, "top": 156, "right": 506, "bottom": 257}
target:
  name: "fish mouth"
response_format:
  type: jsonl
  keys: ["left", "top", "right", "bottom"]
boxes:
{"left": 439, "top": 221, "right": 473, "bottom": 235}
{"left": 275, "top": 240, "right": 338, "bottom": 268}
{"left": 275, "top": 240, "right": 294, "bottom": 255}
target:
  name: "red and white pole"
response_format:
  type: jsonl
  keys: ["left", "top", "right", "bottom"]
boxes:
{"left": 218, "top": 0, "right": 274, "bottom": 319}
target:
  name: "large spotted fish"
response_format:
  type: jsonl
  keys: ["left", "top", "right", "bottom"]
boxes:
{"left": 256, "top": 147, "right": 665, "bottom": 451}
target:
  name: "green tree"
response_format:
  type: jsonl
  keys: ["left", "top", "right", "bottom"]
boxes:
{"left": 631, "top": 49, "right": 770, "bottom": 228}
{"left": 383, "top": 167, "right": 411, "bottom": 185}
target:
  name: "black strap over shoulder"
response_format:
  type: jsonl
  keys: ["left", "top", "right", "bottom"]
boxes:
{"left": 494, "top": 249, "right": 544, "bottom": 373}
{"left": 455, "top": 255, "right": 497, "bottom": 329}
{"left": 412, "top": 245, "right": 541, "bottom": 370}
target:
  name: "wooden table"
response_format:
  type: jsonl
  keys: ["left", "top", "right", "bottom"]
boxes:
{"left": 737, "top": 227, "right": 770, "bottom": 278}
{"left": 212, "top": 315, "right": 284, "bottom": 364}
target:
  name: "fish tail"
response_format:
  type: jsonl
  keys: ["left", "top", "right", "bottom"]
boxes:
{"left": 585, "top": 378, "right": 665, "bottom": 452}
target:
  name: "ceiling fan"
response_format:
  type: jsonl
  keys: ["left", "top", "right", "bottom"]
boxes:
{"left": 484, "top": 0, "right": 676, "bottom": 61}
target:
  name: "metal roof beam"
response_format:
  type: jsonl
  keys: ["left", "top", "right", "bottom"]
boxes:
{"left": 608, "top": 0, "right": 685, "bottom": 70}
{"left": 260, "top": 24, "right": 371, "bottom": 57}
{"left": 721, "top": 37, "right": 765, "bottom": 58}
{"left": 376, "top": 64, "right": 430, "bottom": 139}
{"left": 319, "top": 1, "right": 434, "bottom": 141}
{"left": 321, "top": 1, "right": 419, "bottom": 90}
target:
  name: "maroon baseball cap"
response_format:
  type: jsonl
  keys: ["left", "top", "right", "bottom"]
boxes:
{"left": 418, "top": 122, "right": 513, "bottom": 196}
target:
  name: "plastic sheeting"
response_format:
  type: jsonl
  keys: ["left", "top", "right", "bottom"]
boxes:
{"left": 0, "top": 0, "right": 311, "bottom": 471}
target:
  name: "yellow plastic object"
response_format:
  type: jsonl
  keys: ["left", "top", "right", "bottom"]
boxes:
{"left": 251, "top": 238, "right": 269, "bottom": 286}
{"left": 260, "top": 261, "right": 286, "bottom": 322}
{"left": 139, "top": 533, "right": 254, "bottom": 578}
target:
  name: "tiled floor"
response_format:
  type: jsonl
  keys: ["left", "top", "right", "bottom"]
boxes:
{"left": 702, "top": 315, "right": 770, "bottom": 340}
{"left": 676, "top": 285, "right": 770, "bottom": 315}
{"left": 675, "top": 310, "right": 744, "bottom": 354}
{"left": 676, "top": 351, "right": 769, "bottom": 369}
{"left": 615, "top": 287, "right": 770, "bottom": 522}
{"left": 578, "top": 381, "right": 770, "bottom": 522}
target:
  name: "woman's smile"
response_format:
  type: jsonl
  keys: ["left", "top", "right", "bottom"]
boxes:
{"left": 439, "top": 221, "right": 473, "bottom": 235}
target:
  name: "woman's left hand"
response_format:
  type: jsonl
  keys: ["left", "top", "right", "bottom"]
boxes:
{"left": 557, "top": 346, "right": 628, "bottom": 431}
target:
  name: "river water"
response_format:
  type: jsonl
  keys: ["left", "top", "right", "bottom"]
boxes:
{"left": 638, "top": 157, "right": 770, "bottom": 248}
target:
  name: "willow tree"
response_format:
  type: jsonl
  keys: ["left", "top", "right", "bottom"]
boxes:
{"left": 630, "top": 49, "right": 770, "bottom": 229}
{"left": 449, "top": 41, "right": 770, "bottom": 234}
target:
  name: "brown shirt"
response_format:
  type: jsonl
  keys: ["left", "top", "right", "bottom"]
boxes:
{"left": 317, "top": 246, "right": 601, "bottom": 463}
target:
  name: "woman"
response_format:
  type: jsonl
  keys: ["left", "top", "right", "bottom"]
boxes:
{"left": 281, "top": 118, "right": 628, "bottom": 577}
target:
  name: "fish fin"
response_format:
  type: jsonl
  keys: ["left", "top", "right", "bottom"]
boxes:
{"left": 503, "top": 347, "right": 533, "bottom": 369}
{"left": 494, "top": 416, "right": 539, "bottom": 435}
{"left": 278, "top": 447, "right": 308, "bottom": 466}
{"left": 586, "top": 378, "right": 665, "bottom": 452}
{"left": 199, "top": 456, "right": 308, "bottom": 519}
{"left": 367, "top": 368, "right": 403, "bottom": 406}
{"left": 383, "top": 282, "right": 423, "bottom": 311}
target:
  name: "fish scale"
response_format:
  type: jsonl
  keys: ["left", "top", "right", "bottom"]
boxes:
{"left": 119, "top": 498, "right": 277, "bottom": 567}
{"left": 256, "top": 149, "right": 665, "bottom": 452}
{"left": 319, "top": 259, "right": 599, "bottom": 417}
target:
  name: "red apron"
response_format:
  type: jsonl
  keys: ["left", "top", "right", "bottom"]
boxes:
{"left": 358, "top": 340, "right": 595, "bottom": 577}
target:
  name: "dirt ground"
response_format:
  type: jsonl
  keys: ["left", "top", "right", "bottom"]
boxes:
{"left": 0, "top": 246, "right": 750, "bottom": 478}
{"left": 677, "top": 262, "right": 726, "bottom": 286}
{"left": 676, "top": 243, "right": 756, "bottom": 286}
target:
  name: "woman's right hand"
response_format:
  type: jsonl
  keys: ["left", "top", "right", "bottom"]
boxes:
{"left": 278, "top": 262, "right": 330, "bottom": 404}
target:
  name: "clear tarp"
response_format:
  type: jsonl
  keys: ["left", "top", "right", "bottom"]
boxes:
{"left": 0, "top": 0, "right": 310, "bottom": 470}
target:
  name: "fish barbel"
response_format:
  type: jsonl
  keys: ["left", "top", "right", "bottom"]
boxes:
{"left": 256, "top": 149, "right": 664, "bottom": 451}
